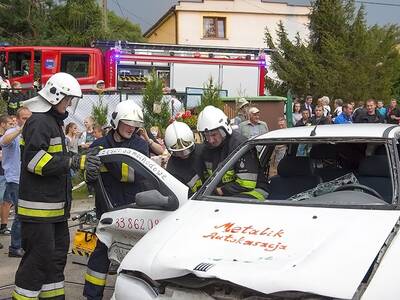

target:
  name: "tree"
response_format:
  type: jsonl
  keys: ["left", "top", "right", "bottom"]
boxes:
{"left": 0, "top": 0, "right": 143, "bottom": 46}
{"left": 91, "top": 92, "right": 108, "bottom": 126}
{"left": 265, "top": 0, "right": 400, "bottom": 101}
{"left": 198, "top": 77, "right": 224, "bottom": 113}
{"left": 142, "top": 70, "right": 171, "bottom": 131}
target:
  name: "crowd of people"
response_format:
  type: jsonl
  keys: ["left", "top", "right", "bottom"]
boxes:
{"left": 291, "top": 96, "right": 400, "bottom": 126}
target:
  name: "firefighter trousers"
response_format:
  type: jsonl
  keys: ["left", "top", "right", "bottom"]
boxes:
{"left": 83, "top": 240, "right": 110, "bottom": 300}
{"left": 13, "top": 221, "right": 70, "bottom": 300}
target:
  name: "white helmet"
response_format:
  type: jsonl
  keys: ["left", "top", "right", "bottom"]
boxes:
{"left": 111, "top": 100, "right": 144, "bottom": 129}
{"left": 197, "top": 105, "right": 232, "bottom": 135}
{"left": 23, "top": 72, "right": 82, "bottom": 113}
{"left": 165, "top": 121, "right": 195, "bottom": 158}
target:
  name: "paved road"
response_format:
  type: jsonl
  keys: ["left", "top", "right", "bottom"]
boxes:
{"left": 0, "top": 199, "right": 116, "bottom": 300}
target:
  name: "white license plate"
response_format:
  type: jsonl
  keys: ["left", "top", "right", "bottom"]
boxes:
{"left": 109, "top": 242, "right": 132, "bottom": 263}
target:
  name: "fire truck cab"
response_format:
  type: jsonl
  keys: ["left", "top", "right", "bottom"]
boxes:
{"left": 0, "top": 45, "right": 103, "bottom": 90}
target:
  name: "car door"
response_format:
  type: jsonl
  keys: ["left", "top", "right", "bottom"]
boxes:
{"left": 94, "top": 147, "right": 188, "bottom": 264}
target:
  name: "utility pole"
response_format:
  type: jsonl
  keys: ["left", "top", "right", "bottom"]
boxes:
{"left": 102, "top": 0, "right": 108, "bottom": 33}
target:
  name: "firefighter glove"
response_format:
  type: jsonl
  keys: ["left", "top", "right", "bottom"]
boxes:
{"left": 70, "top": 152, "right": 101, "bottom": 172}
{"left": 84, "top": 155, "right": 102, "bottom": 183}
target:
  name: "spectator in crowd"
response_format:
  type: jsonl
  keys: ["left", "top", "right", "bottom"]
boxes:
{"left": 332, "top": 99, "right": 343, "bottom": 120}
{"left": 0, "top": 107, "right": 32, "bottom": 257}
{"left": 334, "top": 103, "right": 354, "bottom": 124}
{"left": 352, "top": 101, "right": 365, "bottom": 121}
{"left": 232, "top": 97, "right": 249, "bottom": 126}
{"left": 354, "top": 99, "right": 385, "bottom": 123}
{"left": 387, "top": 99, "right": 400, "bottom": 124}
{"left": 79, "top": 116, "right": 96, "bottom": 150}
{"left": 0, "top": 115, "right": 13, "bottom": 238}
{"left": 310, "top": 105, "right": 331, "bottom": 125}
{"left": 10, "top": 115, "right": 17, "bottom": 127}
{"left": 79, "top": 116, "right": 96, "bottom": 197}
{"left": 65, "top": 122, "right": 80, "bottom": 154}
{"left": 138, "top": 127, "right": 165, "bottom": 156}
{"left": 295, "top": 109, "right": 312, "bottom": 127}
{"left": 150, "top": 126, "right": 166, "bottom": 151}
{"left": 292, "top": 102, "right": 302, "bottom": 125}
{"left": 269, "top": 117, "right": 288, "bottom": 177}
{"left": 302, "top": 95, "right": 314, "bottom": 117}
{"left": 93, "top": 125, "right": 104, "bottom": 140}
{"left": 377, "top": 100, "right": 387, "bottom": 120}
{"left": 320, "top": 96, "right": 331, "bottom": 117}
{"left": 7, "top": 81, "right": 25, "bottom": 116}
{"left": 95, "top": 80, "right": 106, "bottom": 92}
{"left": 239, "top": 107, "right": 269, "bottom": 138}
{"left": 163, "top": 87, "right": 184, "bottom": 118}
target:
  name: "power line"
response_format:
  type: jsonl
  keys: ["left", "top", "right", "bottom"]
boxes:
{"left": 111, "top": 0, "right": 125, "bottom": 19}
{"left": 356, "top": 1, "right": 400, "bottom": 7}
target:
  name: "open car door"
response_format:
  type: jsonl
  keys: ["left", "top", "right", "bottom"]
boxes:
{"left": 94, "top": 148, "right": 188, "bottom": 264}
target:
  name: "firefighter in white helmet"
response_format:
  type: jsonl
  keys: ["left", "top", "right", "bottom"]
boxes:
{"left": 197, "top": 105, "right": 267, "bottom": 200}
{"left": 13, "top": 72, "right": 102, "bottom": 300}
{"left": 165, "top": 121, "right": 205, "bottom": 196}
{"left": 83, "top": 100, "right": 149, "bottom": 300}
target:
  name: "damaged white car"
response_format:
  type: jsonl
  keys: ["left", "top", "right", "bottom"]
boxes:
{"left": 97, "top": 124, "right": 400, "bottom": 300}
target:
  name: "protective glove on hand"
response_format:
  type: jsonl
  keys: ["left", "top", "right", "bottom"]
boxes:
{"left": 84, "top": 155, "right": 102, "bottom": 183}
{"left": 70, "top": 147, "right": 102, "bottom": 171}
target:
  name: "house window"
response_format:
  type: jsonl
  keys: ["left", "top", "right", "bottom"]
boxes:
{"left": 203, "top": 17, "right": 226, "bottom": 39}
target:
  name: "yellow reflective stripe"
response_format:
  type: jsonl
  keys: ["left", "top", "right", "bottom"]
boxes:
{"left": 34, "top": 153, "right": 53, "bottom": 176}
{"left": 222, "top": 170, "right": 235, "bottom": 183}
{"left": 241, "top": 190, "right": 265, "bottom": 200}
{"left": 12, "top": 291, "right": 38, "bottom": 300}
{"left": 18, "top": 207, "right": 64, "bottom": 218}
{"left": 85, "top": 273, "right": 106, "bottom": 286}
{"left": 80, "top": 155, "right": 86, "bottom": 170}
{"left": 100, "top": 165, "right": 108, "bottom": 172}
{"left": 47, "top": 145, "right": 63, "bottom": 153}
{"left": 19, "top": 138, "right": 25, "bottom": 146}
{"left": 8, "top": 103, "right": 18, "bottom": 108}
{"left": 191, "top": 179, "right": 203, "bottom": 193}
{"left": 12, "top": 291, "right": 37, "bottom": 300}
{"left": 38, "top": 288, "right": 64, "bottom": 298}
{"left": 235, "top": 178, "right": 257, "bottom": 189}
{"left": 121, "top": 163, "right": 129, "bottom": 182}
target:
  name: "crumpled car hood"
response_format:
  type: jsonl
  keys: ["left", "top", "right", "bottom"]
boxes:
{"left": 120, "top": 201, "right": 400, "bottom": 299}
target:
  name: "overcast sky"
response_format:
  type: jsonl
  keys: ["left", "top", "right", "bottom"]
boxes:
{"left": 107, "top": 0, "right": 400, "bottom": 33}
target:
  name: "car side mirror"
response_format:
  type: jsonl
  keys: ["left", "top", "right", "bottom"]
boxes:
{"left": 135, "top": 190, "right": 179, "bottom": 211}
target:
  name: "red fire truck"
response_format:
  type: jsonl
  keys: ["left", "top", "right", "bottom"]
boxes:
{"left": 0, "top": 41, "right": 269, "bottom": 97}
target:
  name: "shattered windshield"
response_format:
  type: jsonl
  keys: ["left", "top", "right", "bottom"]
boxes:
{"left": 201, "top": 139, "right": 395, "bottom": 206}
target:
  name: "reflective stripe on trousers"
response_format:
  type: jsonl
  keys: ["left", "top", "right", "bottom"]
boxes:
{"left": 83, "top": 240, "right": 110, "bottom": 300}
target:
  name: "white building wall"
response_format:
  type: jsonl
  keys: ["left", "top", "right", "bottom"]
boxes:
{"left": 176, "top": 0, "right": 310, "bottom": 48}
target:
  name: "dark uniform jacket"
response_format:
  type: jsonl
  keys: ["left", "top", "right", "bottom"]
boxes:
{"left": 18, "top": 109, "right": 72, "bottom": 223}
{"left": 200, "top": 130, "right": 266, "bottom": 200}
{"left": 354, "top": 109, "right": 385, "bottom": 123}
{"left": 166, "top": 144, "right": 205, "bottom": 197}
{"left": 91, "top": 131, "right": 149, "bottom": 216}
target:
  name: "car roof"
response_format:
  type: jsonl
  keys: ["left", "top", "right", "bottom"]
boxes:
{"left": 256, "top": 124, "right": 400, "bottom": 140}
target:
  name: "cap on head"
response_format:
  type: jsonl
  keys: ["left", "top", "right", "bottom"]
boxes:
{"left": 237, "top": 97, "right": 249, "bottom": 109}
{"left": 248, "top": 107, "right": 260, "bottom": 114}
{"left": 96, "top": 79, "right": 105, "bottom": 86}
